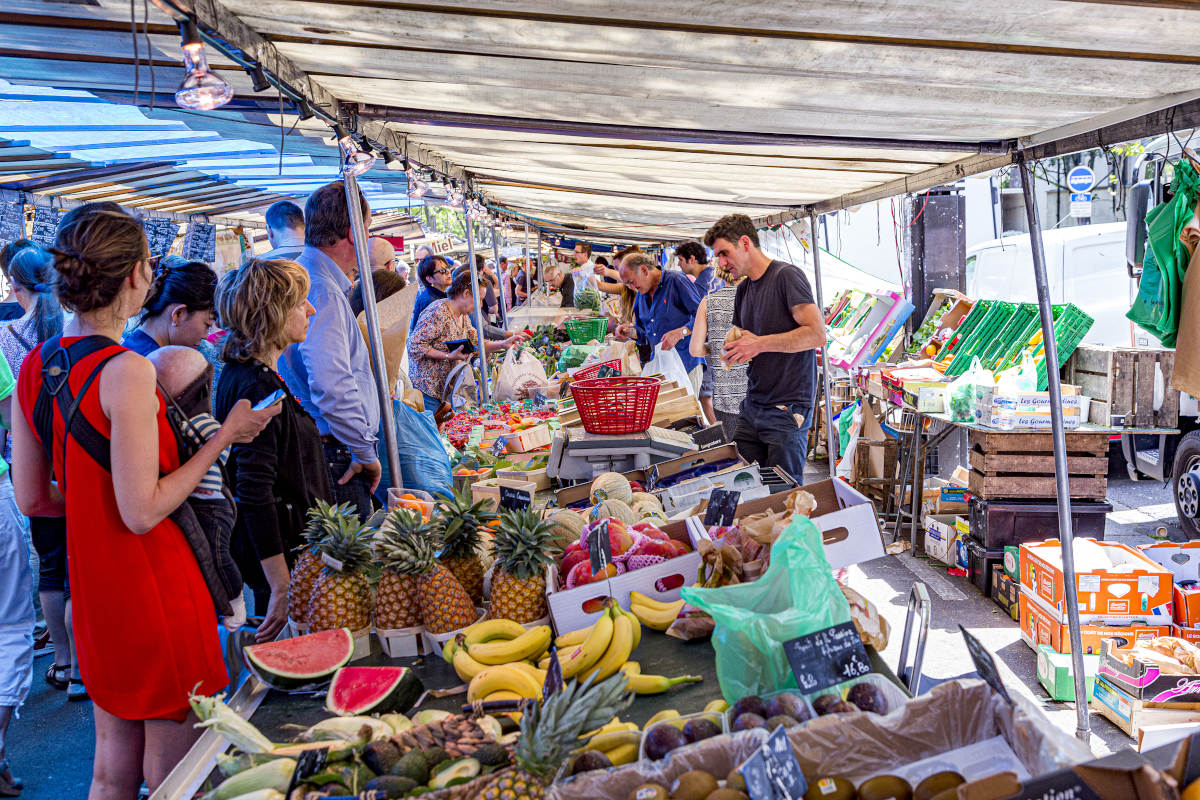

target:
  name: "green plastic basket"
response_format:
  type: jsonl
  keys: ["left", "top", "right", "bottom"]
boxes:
{"left": 945, "top": 301, "right": 1016, "bottom": 376}
{"left": 564, "top": 316, "right": 608, "bottom": 345}
{"left": 935, "top": 300, "right": 991, "bottom": 361}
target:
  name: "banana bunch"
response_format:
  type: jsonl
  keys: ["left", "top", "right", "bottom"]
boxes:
{"left": 545, "top": 599, "right": 640, "bottom": 683}
{"left": 579, "top": 717, "right": 640, "bottom": 766}
{"left": 627, "top": 590, "right": 685, "bottom": 631}
{"left": 445, "top": 618, "right": 554, "bottom": 696}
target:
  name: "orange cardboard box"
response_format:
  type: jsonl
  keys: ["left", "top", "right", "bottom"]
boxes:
{"left": 1173, "top": 623, "right": 1200, "bottom": 644}
{"left": 1019, "top": 539, "right": 1174, "bottom": 619}
{"left": 1175, "top": 585, "right": 1200, "bottom": 628}
{"left": 1019, "top": 591, "right": 1172, "bottom": 654}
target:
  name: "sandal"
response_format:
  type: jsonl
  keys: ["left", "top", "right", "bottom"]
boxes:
{"left": 44, "top": 663, "right": 69, "bottom": 691}
{"left": 67, "top": 679, "right": 89, "bottom": 702}
{"left": 0, "top": 758, "right": 22, "bottom": 796}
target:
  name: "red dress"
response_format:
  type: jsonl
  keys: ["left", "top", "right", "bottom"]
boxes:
{"left": 19, "top": 338, "right": 227, "bottom": 721}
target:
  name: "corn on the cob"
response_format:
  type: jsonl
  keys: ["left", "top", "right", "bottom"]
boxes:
{"left": 189, "top": 691, "right": 274, "bottom": 754}
{"left": 201, "top": 758, "right": 294, "bottom": 800}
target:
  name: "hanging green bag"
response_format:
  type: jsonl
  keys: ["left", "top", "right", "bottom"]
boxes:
{"left": 681, "top": 515, "right": 852, "bottom": 702}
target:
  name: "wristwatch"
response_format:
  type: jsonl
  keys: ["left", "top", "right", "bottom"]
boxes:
{"left": 681, "top": 326, "right": 691, "bottom": 337}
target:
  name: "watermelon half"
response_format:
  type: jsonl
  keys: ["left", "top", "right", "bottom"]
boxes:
{"left": 325, "top": 666, "right": 425, "bottom": 716}
{"left": 244, "top": 628, "right": 354, "bottom": 690}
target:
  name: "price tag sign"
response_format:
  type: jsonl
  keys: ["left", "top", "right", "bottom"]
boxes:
{"left": 286, "top": 747, "right": 331, "bottom": 796}
{"left": 763, "top": 728, "right": 807, "bottom": 799}
{"left": 783, "top": 621, "right": 871, "bottom": 694}
{"left": 645, "top": 464, "right": 660, "bottom": 492}
{"left": 738, "top": 750, "right": 776, "bottom": 800}
{"left": 533, "top": 390, "right": 549, "bottom": 407}
{"left": 542, "top": 646, "right": 564, "bottom": 698}
{"left": 959, "top": 625, "right": 1012, "bottom": 704}
{"left": 0, "top": 201, "right": 24, "bottom": 248}
{"left": 703, "top": 489, "right": 741, "bottom": 527}
{"left": 491, "top": 436, "right": 508, "bottom": 457}
{"left": 29, "top": 206, "right": 65, "bottom": 248}
{"left": 588, "top": 518, "right": 612, "bottom": 575}
{"left": 499, "top": 484, "right": 533, "bottom": 511}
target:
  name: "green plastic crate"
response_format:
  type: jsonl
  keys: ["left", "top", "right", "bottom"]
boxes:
{"left": 935, "top": 300, "right": 991, "bottom": 361}
{"left": 564, "top": 316, "right": 608, "bottom": 345}
{"left": 945, "top": 301, "right": 1016, "bottom": 375}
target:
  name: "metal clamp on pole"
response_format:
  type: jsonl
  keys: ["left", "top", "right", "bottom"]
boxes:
{"left": 342, "top": 174, "right": 400, "bottom": 488}
{"left": 896, "top": 582, "right": 930, "bottom": 695}
{"left": 464, "top": 196, "right": 491, "bottom": 405}
{"left": 1017, "top": 149, "right": 1090, "bottom": 743}
{"left": 808, "top": 213, "right": 838, "bottom": 478}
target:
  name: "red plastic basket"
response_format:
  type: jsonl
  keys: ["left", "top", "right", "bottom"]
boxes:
{"left": 570, "top": 359, "right": 622, "bottom": 380}
{"left": 570, "top": 377, "right": 661, "bottom": 435}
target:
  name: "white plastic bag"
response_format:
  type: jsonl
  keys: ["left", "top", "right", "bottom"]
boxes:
{"left": 493, "top": 349, "right": 548, "bottom": 401}
{"left": 644, "top": 344, "right": 696, "bottom": 398}
{"left": 995, "top": 352, "right": 1039, "bottom": 394}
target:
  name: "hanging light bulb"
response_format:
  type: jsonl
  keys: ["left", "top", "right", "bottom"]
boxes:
{"left": 175, "top": 17, "right": 233, "bottom": 111}
{"left": 407, "top": 171, "right": 430, "bottom": 198}
{"left": 334, "top": 123, "right": 376, "bottom": 177}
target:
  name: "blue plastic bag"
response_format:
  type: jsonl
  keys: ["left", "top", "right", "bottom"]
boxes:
{"left": 392, "top": 398, "right": 453, "bottom": 499}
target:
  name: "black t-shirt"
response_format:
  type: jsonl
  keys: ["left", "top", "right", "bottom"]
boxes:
{"left": 732, "top": 260, "right": 817, "bottom": 407}
{"left": 558, "top": 272, "right": 575, "bottom": 308}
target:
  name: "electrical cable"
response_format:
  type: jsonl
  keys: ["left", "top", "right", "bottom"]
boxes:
{"left": 143, "top": 0, "right": 154, "bottom": 111}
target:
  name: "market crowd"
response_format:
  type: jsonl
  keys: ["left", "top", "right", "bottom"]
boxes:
{"left": 0, "top": 174, "right": 823, "bottom": 797}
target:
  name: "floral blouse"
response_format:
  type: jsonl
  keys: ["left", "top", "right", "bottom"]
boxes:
{"left": 406, "top": 298, "right": 478, "bottom": 399}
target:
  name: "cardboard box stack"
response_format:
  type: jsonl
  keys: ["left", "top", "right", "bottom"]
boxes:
{"left": 977, "top": 384, "right": 1084, "bottom": 430}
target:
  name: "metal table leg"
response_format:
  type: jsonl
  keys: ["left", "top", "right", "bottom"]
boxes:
{"left": 897, "top": 583, "right": 931, "bottom": 695}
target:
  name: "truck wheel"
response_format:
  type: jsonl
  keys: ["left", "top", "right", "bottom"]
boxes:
{"left": 1172, "top": 431, "right": 1200, "bottom": 540}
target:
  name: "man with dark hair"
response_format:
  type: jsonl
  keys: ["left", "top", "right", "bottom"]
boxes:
{"left": 260, "top": 200, "right": 305, "bottom": 261}
{"left": 570, "top": 240, "right": 597, "bottom": 304}
{"left": 614, "top": 252, "right": 705, "bottom": 391}
{"left": 278, "top": 181, "right": 381, "bottom": 518}
{"left": 675, "top": 241, "right": 721, "bottom": 294}
{"left": 704, "top": 213, "right": 826, "bottom": 480}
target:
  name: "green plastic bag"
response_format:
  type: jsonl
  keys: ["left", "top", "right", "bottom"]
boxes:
{"left": 837, "top": 400, "right": 860, "bottom": 453}
{"left": 681, "top": 515, "right": 851, "bottom": 702}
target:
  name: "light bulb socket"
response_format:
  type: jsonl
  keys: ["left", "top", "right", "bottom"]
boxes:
{"left": 296, "top": 98, "right": 314, "bottom": 121}
{"left": 178, "top": 16, "right": 204, "bottom": 48}
{"left": 247, "top": 62, "right": 270, "bottom": 93}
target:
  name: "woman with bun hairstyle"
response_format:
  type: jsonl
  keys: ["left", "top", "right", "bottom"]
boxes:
{"left": 121, "top": 255, "right": 217, "bottom": 355}
{"left": 10, "top": 206, "right": 279, "bottom": 797}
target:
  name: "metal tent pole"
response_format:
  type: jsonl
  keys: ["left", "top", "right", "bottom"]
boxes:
{"left": 537, "top": 231, "right": 545, "bottom": 293}
{"left": 1017, "top": 151, "right": 1090, "bottom": 743}
{"left": 342, "top": 174, "right": 400, "bottom": 490}
{"left": 464, "top": 197, "right": 491, "bottom": 404}
{"left": 523, "top": 223, "right": 532, "bottom": 302}
{"left": 808, "top": 214, "right": 838, "bottom": 479}
{"left": 491, "top": 221, "right": 508, "bottom": 329}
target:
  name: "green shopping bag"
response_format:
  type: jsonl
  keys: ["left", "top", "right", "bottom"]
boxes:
{"left": 1130, "top": 159, "right": 1200, "bottom": 346}
{"left": 681, "top": 515, "right": 852, "bottom": 702}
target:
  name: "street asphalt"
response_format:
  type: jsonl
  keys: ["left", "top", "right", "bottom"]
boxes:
{"left": 6, "top": 468, "right": 1183, "bottom": 797}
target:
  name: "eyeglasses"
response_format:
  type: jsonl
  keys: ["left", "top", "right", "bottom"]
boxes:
{"left": 144, "top": 255, "right": 161, "bottom": 272}
{"left": 433, "top": 268, "right": 451, "bottom": 276}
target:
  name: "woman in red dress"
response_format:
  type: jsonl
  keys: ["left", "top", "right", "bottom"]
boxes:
{"left": 10, "top": 206, "right": 279, "bottom": 798}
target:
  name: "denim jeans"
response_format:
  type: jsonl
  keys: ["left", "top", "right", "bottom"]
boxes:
{"left": 323, "top": 440, "right": 375, "bottom": 521}
{"left": 733, "top": 398, "right": 814, "bottom": 483}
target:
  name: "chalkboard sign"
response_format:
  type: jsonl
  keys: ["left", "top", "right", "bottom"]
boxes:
{"left": 703, "top": 489, "right": 741, "bottom": 527}
{"left": 542, "top": 647, "right": 564, "bottom": 698}
{"left": 692, "top": 423, "right": 726, "bottom": 450}
{"left": 491, "top": 436, "right": 508, "bottom": 457}
{"left": 145, "top": 218, "right": 179, "bottom": 259}
{"left": 738, "top": 749, "right": 776, "bottom": 800}
{"left": 959, "top": 624, "right": 1012, "bottom": 704}
{"left": 588, "top": 518, "right": 612, "bottom": 575}
{"left": 286, "top": 746, "right": 331, "bottom": 796}
{"left": 783, "top": 621, "right": 871, "bottom": 693}
{"left": 0, "top": 201, "right": 24, "bottom": 248}
{"left": 763, "top": 727, "right": 807, "bottom": 799}
{"left": 533, "top": 390, "right": 549, "bottom": 408}
{"left": 29, "top": 206, "right": 65, "bottom": 248}
{"left": 182, "top": 222, "right": 216, "bottom": 262}
{"left": 499, "top": 484, "right": 532, "bottom": 511}
{"left": 596, "top": 363, "right": 621, "bottom": 378}
{"left": 645, "top": 464, "right": 660, "bottom": 491}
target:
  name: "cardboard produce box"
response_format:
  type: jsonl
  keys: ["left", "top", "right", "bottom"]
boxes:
{"left": 1092, "top": 675, "right": 1200, "bottom": 740}
{"left": 1097, "top": 638, "right": 1200, "bottom": 705}
{"left": 1140, "top": 541, "right": 1200, "bottom": 582}
{"left": 1019, "top": 590, "right": 1171, "bottom": 654}
{"left": 1019, "top": 539, "right": 1174, "bottom": 619}
{"left": 924, "top": 514, "right": 967, "bottom": 568}
{"left": 991, "top": 565, "right": 1019, "bottom": 621}
{"left": 1036, "top": 644, "right": 1098, "bottom": 701}
{"left": 552, "top": 443, "right": 743, "bottom": 509}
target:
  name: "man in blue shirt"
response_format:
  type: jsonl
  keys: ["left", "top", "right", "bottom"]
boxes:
{"left": 614, "top": 252, "right": 705, "bottom": 393}
{"left": 675, "top": 241, "right": 723, "bottom": 295}
{"left": 278, "top": 181, "right": 382, "bottom": 519}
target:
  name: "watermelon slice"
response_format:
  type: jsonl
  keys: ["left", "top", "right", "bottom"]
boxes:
{"left": 325, "top": 666, "right": 425, "bottom": 716}
{"left": 244, "top": 628, "right": 354, "bottom": 690}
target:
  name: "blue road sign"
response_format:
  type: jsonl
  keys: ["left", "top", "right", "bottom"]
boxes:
{"left": 1067, "top": 165, "right": 1095, "bottom": 193}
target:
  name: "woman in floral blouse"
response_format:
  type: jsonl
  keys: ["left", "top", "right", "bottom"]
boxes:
{"left": 407, "top": 271, "right": 519, "bottom": 410}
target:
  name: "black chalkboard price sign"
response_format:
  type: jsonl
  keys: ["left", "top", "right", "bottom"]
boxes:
{"left": 738, "top": 749, "right": 776, "bottom": 800}
{"left": 783, "top": 621, "right": 871, "bottom": 694}
{"left": 499, "top": 484, "right": 532, "bottom": 511}
{"left": 959, "top": 624, "right": 1012, "bottom": 704}
{"left": 29, "top": 206, "right": 64, "bottom": 249}
{"left": 703, "top": 488, "right": 741, "bottom": 527}
{"left": 763, "top": 727, "right": 807, "bottom": 799}
{"left": 0, "top": 201, "right": 24, "bottom": 248}
{"left": 588, "top": 518, "right": 612, "bottom": 574}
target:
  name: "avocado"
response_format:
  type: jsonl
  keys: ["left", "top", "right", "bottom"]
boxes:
{"left": 390, "top": 749, "right": 429, "bottom": 784}
{"left": 627, "top": 785, "right": 668, "bottom": 800}
{"left": 471, "top": 743, "right": 511, "bottom": 768}
{"left": 364, "top": 775, "right": 417, "bottom": 795}
{"left": 669, "top": 770, "right": 718, "bottom": 800}
{"left": 362, "top": 739, "right": 402, "bottom": 775}
{"left": 570, "top": 750, "right": 612, "bottom": 775}
{"left": 857, "top": 774, "right": 912, "bottom": 800}
{"left": 421, "top": 747, "right": 451, "bottom": 770}
{"left": 429, "top": 757, "right": 481, "bottom": 789}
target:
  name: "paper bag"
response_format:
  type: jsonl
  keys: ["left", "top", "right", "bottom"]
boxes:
{"left": 1172, "top": 245, "right": 1200, "bottom": 396}
{"left": 494, "top": 349, "right": 549, "bottom": 401}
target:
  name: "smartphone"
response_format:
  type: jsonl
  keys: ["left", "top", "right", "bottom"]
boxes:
{"left": 253, "top": 389, "right": 286, "bottom": 411}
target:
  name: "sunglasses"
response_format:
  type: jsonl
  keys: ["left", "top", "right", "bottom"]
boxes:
{"left": 433, "top": 268, "right": 451, "bottom": 276}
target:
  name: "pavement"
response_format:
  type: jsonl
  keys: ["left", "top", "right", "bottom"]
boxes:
{"left": 5, "top": 468, "right": 1185, "bottom": 797}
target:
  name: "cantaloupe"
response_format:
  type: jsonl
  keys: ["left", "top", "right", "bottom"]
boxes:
{"left": 632, "top": 498, "right": 664, "bottom": 519}
{"left": 589, "top": 499, "right": 636, "bottom": 526}
{"left": 589, "top": 472, "right": 633, "bottom": 505}
{"left": 630, "top": 492, "right": 661, "bottom": 509}
{"left": 545, "top": 509, "right": 585, "bottom": 553}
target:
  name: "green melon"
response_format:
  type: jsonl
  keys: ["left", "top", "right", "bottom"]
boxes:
{"left": 325, "top": 666, "right": 425, "bottom": 716}
{"left": 630, "top": 492, "right": 661, "bottom": 509}
{"left": 545, "top": 509, "right": 586, "bottom": 553}
{"left": 244, "top": 628, "right": 354, "bottom": 690}
{"left": 589, "top": 472, "right": 633, "bottom": 505}
{"left": 589, "top": 499, "right": 636, "bottom": 526}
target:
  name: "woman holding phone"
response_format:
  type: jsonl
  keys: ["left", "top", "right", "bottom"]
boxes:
{"left": 213, "top": 259, "right": 332, "bottom": 642}
{"left": 407, "top": 271, "right": 519, "bottom": 410}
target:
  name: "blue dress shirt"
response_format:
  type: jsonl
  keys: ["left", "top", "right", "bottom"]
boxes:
{"left": 634, "top": 270, "right": 705, "bottom": 372}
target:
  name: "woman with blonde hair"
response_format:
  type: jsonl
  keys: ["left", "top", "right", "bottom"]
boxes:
{"left": 689, "top": 263, "right": 749, "bottom": 438}
{"left": 214, "top": 258, "right": 332, "bottom": 643}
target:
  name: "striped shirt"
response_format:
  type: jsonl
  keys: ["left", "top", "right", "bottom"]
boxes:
{"left": 186, "top": 412, "right": 227, "bottom": 498}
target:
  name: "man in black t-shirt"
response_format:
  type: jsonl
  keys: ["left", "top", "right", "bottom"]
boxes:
{"left": 704, "top": 214, "right": 826, "bottom": 481}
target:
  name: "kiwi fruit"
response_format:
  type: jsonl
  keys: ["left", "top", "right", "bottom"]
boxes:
{"left": 857, "top": 774, "right": 913, "bottom": 800}
{"left": 628, "top": 785, "right": 669, "bottom": 800}
{"left": 670, "top": 771, "right": 719, "bottom": 800}
{"left": 928, "top": 790, "right": 960, "bottom": 800}
{"left": 705, "top": 791, "right": 749, "bottom": 800}
{"left": 803, "top": 777, "right": 854, "bottom": 800}
{"left": 915, "top": 771, "right": 965, "bottom": 800}
{"left": 725, "top": 768, "right": 747, "bottom": 793}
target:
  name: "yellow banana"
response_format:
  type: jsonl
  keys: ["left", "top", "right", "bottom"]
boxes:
{"left": 582, "top": 716, "right": 628, "bottom": 739}
{"left": 484, "top": 690, "right": 524, "bottom": 703}
{"left": 586, "top": 728, "right": 640, "bottom": 752}
{"left": 465, "top": 618, "right": 527, "bottom": 645}
{"left": 537, "top": 656, "right": 551, "bottom": 670}
{"left": 554, "top": 626, "right": 592, "bottom": 649}
{"left": 704, "top": 699, "right": 730, "bottom": 713}
{"left": 623, "top": 661, "right": 641, "bottom": 675}
{"left": 629, "top": 591, "right": 682, "bottom": 612}
{"left": 643, "top": 709, "right": 680, "bottom": 727}
{"left": 452, "top": 647, "right": 490, "bottom": 682}
{"left": 605, "top": 742, "right": 639, "bottom": 766}
{"left": 442, "top": 634, "right": 463, "bottom": 664}
{"left": 468, "top": 665, "right": 542, "bottom": 702}
{"left": 629, "top": 599, "right": 683, "bottom": 631}
{"left": 583, "top": 610, "right": 633, "bottom": 682}
{"left": 560, "top": 608, "right": 613, "bottom": 679}
{"left": 616, "top": 605, "right": 642, "bottom": 650}
{"left": 625, "top": 672, "right": 702, "bottom": 695}
{"left": 508, "top": 661, "right": 548, "bottom": 684}
{"left": 466, "top": 625, "right": 552, "bottom": 665}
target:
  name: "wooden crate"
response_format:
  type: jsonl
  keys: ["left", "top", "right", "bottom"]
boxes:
{"left": 967, "top": 430, "right": 1108, "bottom": 500}
{"left": 853, "top": 438, "right": 898, "bottom": 502}
{"left": 1065, "top": 345, "right": 1178, "bottom": 428}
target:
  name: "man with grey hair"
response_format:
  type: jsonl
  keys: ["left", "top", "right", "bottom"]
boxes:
{"left": 544, "top": 265, "right": 575, "bottom": 309}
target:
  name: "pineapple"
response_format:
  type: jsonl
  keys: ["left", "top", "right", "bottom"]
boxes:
{"left": 382, "top": 508, "right": 478, "bottom": 633}
{"left": 373, "top": 512, "right": 427, "bottom": 630}
{"left": 288, "top": 500, "right": 356, "bottom": 624}
{"left": 435, "top": 487, "right": 498, "bottom": 605}
{"left": 475, "top": 673, "right": 634, "bottom": 800}
{"left": 490, "top": 510, "right": 556, "bottom": 623}
{"left": 306, "top": 516, "right": 375, "bottom": 633}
